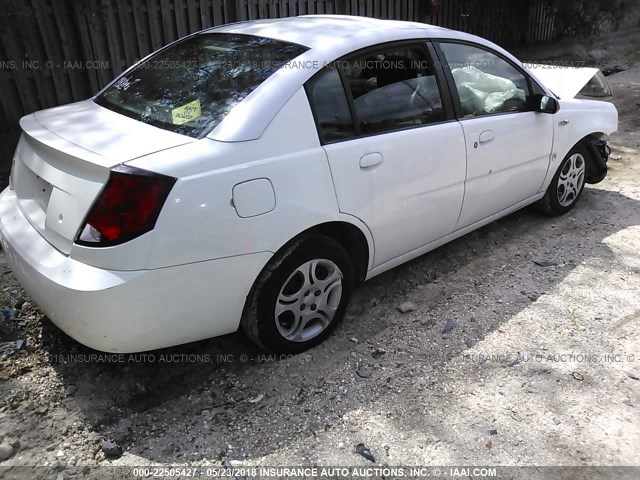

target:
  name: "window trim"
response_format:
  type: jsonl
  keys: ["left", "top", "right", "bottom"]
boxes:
{"left": 432, "top": 39, "right": 546, "bottom": 121}
{"left": 304, "top": 39, "right": 456, "bottom": 146}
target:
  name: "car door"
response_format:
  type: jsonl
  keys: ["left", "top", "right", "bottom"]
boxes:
{"left": 435, "top": 41, "right": 554, "bottom": 229}
{"left": 305, "top": 42, "right": 467, "bottom": 268}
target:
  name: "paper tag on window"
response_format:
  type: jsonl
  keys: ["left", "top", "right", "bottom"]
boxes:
{"left": 171, "top": 99, "right": 202, "bottom": 125}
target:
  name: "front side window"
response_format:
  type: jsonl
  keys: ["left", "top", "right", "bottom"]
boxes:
{"left": 96, "top": 33, "right": 307, "bottom": 138}
{"left": 343, "top": 45, "right": 445, "bottom": 135}
{"left": 438, "top": 42, "right": 531, "bottom": 117}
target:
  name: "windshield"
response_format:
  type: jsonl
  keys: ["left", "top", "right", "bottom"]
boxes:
{"left": 95, "top": 33, "right": 308, "bottom": 138}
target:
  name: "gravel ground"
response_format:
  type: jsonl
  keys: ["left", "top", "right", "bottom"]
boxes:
{"left": 1, "top": 49, "right": 640, "bottom": 480}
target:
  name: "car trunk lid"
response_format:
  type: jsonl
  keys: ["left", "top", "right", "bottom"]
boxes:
{"left": 12, "top": 100, "right": 194, "bottom": 254}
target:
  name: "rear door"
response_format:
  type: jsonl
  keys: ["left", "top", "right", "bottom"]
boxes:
{"left": 435, "top": 41, "right": 554, "bottom": 229}
{"left": 306, "top": 41, "right": 467, "bottom": 267}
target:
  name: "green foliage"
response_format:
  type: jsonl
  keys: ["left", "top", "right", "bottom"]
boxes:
{"left": 545, "top": 0, "right": 630, "bottom": 39}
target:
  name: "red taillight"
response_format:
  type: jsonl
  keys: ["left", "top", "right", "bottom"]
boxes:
{"left": 76, "top": 165, "right": 176, "bottom": 247}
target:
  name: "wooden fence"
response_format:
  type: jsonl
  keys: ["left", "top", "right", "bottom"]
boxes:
{"left": 0, "top": 0, "right": 561, "bottom": 133}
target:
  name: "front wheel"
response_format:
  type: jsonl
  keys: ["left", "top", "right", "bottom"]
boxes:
{"left": 538, "top": 144, "right": 588, "bottom": 215}
{"left": 241, "top": 236, "right": 353, "bottom": 353}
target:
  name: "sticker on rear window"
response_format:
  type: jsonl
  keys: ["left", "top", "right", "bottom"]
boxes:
{"left": 171, "top": 99, "right": 202, "bottom": 125}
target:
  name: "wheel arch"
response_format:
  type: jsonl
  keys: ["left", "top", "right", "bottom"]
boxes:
{"left": 282, "top": 220, "right": 372, "bottom": 283}
{"left": 545, "top": 131, "right": 607, "bottom": 190}
{"left": 240, "top": 219, "right": 372, "bottom": 350}
{"left": 571, "top": 132, "right": 608, "bottom": 184}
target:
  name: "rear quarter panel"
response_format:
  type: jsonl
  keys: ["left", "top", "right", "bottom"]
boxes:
{"left": 120, "top": 88, "right": 344, "bottom": 270}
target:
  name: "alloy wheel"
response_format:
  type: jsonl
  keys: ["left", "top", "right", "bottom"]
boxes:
{"left": 274, "top": 259, "right": 343, "bottom": 342}
{"left": 557, "top": 153, "right": 586, "bottom": 207}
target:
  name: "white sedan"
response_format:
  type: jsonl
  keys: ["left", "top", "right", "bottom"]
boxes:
{"left": 0, "top": 15, "right": 617, "bottom": 353}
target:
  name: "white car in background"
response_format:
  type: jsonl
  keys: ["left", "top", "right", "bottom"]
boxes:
{"left": 0, "top": 16, "right": 617, "bottom": 353}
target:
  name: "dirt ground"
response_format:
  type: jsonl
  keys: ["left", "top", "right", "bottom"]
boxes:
{"left": 1, "top": 36, "right": 640, "bottom": 480}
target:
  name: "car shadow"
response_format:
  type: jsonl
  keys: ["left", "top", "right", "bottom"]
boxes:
{"left": 11, "top": 182, "right": 640, "bottom": 467}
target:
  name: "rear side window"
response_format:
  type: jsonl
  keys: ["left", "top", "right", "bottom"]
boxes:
{"left": 96, "top": 33, "right": 307, "bottom": 138}
{"left": 438, "top": 42, "right": 532, "bottom": 117}
{"left": 306, "top": 68, "right": 355, "bottom": 143}
{"left": 342, "top": 45, "right": 444, "bottom": 135}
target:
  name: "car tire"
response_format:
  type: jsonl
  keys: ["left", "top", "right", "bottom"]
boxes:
{"left": 538, "top": 143, "right": 589, "bottom": 216}
{"left": 241, "top": 235, "right": 354, "bottom": 353}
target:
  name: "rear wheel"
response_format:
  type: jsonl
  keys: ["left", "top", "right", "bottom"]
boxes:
{"left": 539, "top": 144, "right": 588, "bottom": 215}
{"left": 241, "top": 236, "right": 353, "bottom": 353}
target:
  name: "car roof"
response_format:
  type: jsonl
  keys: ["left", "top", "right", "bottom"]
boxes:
{"left": 205, "top": 16, "right": 543, "bottom": 143}
{"left": 209, "top": 15, "right": 451, "bottom": 49}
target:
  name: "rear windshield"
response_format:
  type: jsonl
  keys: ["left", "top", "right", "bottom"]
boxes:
{"left": 95, "top": 33, "right": 308, "bottom": 138}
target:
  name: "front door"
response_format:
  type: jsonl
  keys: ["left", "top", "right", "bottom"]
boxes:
{"left": 436, "top": 41, "right": 554, "bottom": 228}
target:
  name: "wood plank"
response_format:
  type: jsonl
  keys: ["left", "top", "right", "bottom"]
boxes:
{"left": 146, "top": 0, "right": 165, "bottom": 50}
{"left": 115, "top": 0, "right": 139, "bottom": 65}
{"left": 31, "top": 0, "right": 72, "bottom": 105}
{"left": 490, "top": 0, "right": 498, "bottom": 44}
{"left": 160, "top": 0, "right": 177, "bottom": 44}
{"left": 0, "top": 79, "right": 21, "bottom": 131}
{"left": 18, "top": 4, "right": 59, "bottom": 109}
{"left": 0, "top": 41, "right": 27, "bottom": 128}
{"left": 539, "top": 1, "right": 547, "bottom": 43}
{"left": 536, "top": 1, "right": 543, "bottom": 43}
{"left": 443, "top": 0, "right": 451, "bottom": 28}
{"left": 174, "top": 0, "right": 189, "bottom": 38}
{"left": 132, "top": 0, "right": 153, "bottom": 58}
{"left": 298, "top": 0, "right": 307, "bottom": 15}
{"left": 258, "top": 0, "right": 267, "bottom": 18}
{"left": 325, "top": 0, "right": 334, "bottom": 14}
{"left": 245, "top": 0, "right": 256, "bottom": 20}
{"left": 499, "top": 0, "right": 507, "bottom": 45}
{"left": 232, "top": 0, "right": 241, "bottom": 21}
{"left": 200, "top": 0, "right": 211, "bottom": 28}
{"left": 186, "top": 0, "right": 201, "bottom": 32}
{"left": 453, "top": 0, "right": 460, "bottom": 30}
{"left": 211, "top": 0, "right": 224, "bottom": 25}
{"left": 545, "top": 3, "right": 555, "bottom": 42}
{"left": 498, "top": 1, "right": 507, "bottom": 44}
{"left": 50, "top": 0, "right": 90, "bottom": 101}
{"left": 101, "top": 0, "right": 128, "bottom": 76}
{"left": 270, "top": 0, "right": 280, "bottom": 17}
{"left": 530, "top": 1, "right": 537, "bottom": 43}
{"left": 70, "top": 1, "right": 102, "bottom": 92}
{"left": 0, "top": 29, "right": 40, "bottom": 114}
{"left": 373, "top": 0, "right": 381, "bottom": 18}
{"left": 88, "top": 4, "right": 116, "bottom": 87}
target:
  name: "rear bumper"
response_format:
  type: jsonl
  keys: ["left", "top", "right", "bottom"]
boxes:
{"left": 0, "top": 187, "right": 270, "bottom": 352}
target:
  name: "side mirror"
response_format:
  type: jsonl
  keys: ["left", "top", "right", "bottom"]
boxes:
{"left": 533, "top": 94, "right": 559, "bottom": 114}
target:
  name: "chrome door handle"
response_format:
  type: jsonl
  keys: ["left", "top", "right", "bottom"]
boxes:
{"left": 359, "top": 152, "right": 383, "bottom": 169}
